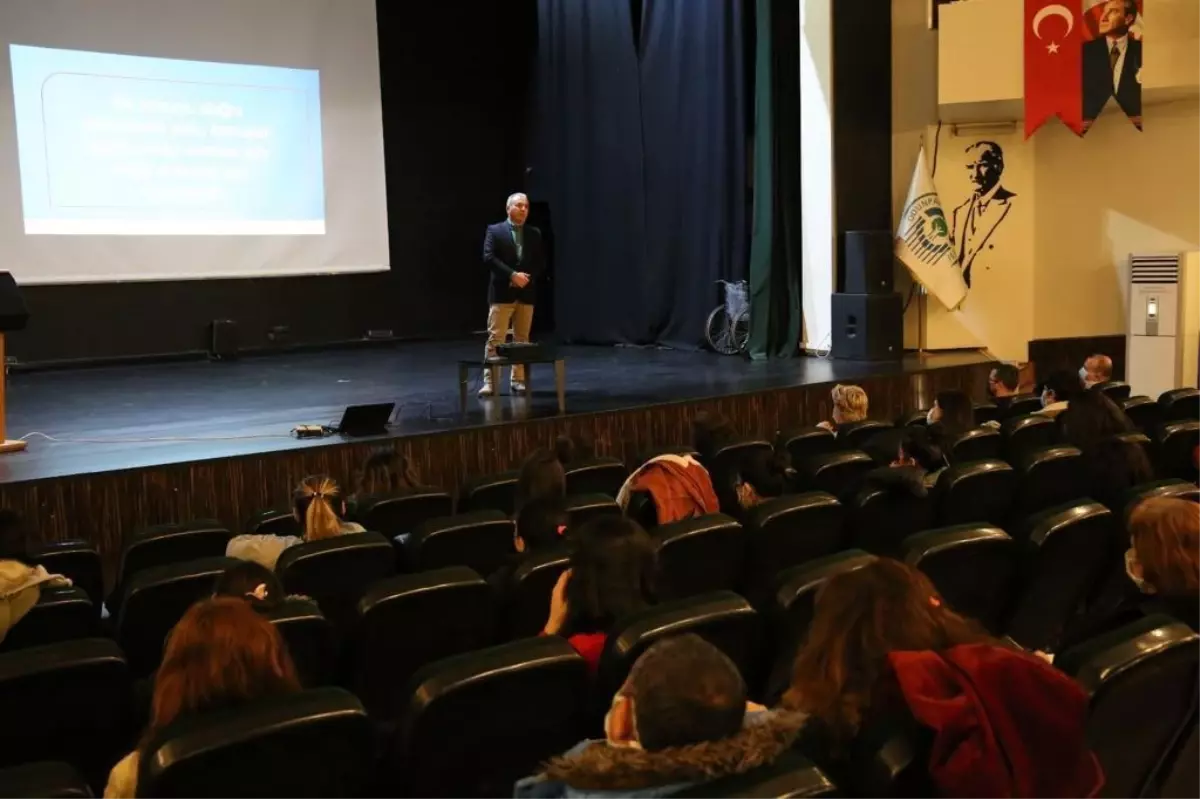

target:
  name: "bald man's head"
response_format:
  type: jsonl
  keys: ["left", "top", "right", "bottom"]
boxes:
{"left": 1082, "top": 354, "right": 1113, "bottom": 388}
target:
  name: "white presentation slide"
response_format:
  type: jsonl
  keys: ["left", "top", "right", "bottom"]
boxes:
{"left": 0, "top": 0, "right": 389, "bottom": 283}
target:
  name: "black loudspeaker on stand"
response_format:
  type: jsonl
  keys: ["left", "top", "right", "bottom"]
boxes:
{"left": 844, "top": 230, "right": 894, "bottom": 294}
{"left": 831, "top": 293, "right": 902, "bottom": 360}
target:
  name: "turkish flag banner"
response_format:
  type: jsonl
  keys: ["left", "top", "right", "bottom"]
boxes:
{"left": 1024, "top": 0, "right": 1084, "bottom": 138}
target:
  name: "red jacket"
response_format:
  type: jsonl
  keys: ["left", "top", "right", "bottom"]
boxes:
{"left": 620, "top": 455, "right": 720, "bottom": 525}
{"left": 888, "top": 644, "right": 1103, "bottom": 798}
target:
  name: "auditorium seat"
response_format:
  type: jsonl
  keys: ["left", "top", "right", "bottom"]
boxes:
{"left": 1057, "top": 615, "right": 1199, "bottom": 799}
{"left": 246, "top": 507, "right": 300, "bottom": 537}
{"left": 770, "top": 550, "right": 876, "bottom": 647}
{"left": 1011, "top": 445, "right": 1087, "bottom": 523}
{"left": 107, "top": 519, "right": 231, "bottom": 616}
{"left": 837, "top": 420, "right": 893, "bottom": 451}
{"left": 897, "top": 409, "right": 929, "bottom": 428}
{"left": 458, "top": 469, "right": 520, "bottom": 515}
{"left": 795, "top": 450, "right": 874, "bottom": 500}
{"left": 849, "top": 482, "right": 933, "bottom": 556}
{"left": 27, "top": 540, "right": 102, "bottom": 611}
{"left": 1002, "top": 394, "right": 1044, "bottom": 420}
{"left": 843, "top": 712, "right": 937, "bottom": 798}
{"left": 597, "top": 592, "right": 762, "bottom": 703}
{"left": 115, "top": 556, "right": 238, "bottom": 676}
{"left": 973, "top": 402, "right": 1000, "bottom": 425}
{"left": 780, "top": 427, "right": 838, "bottom": 465}
{"left": 563, "top": 493, "right": 621, "bottom": 528}
{"left": 263, "top": 598, "right": 338, "bottom": 689}
{"left": 1122, "top": 395, "right": 1161, "bottom": 434}
{"left": 1121, "top": 478, "right": 1200, "bottom": 513}
{"left": 0, "top": 761, "right": 93, "bottom": 799}
{"left": 354, "top": 567, "right": 495, "bottom": 720}
{"left": 1113, "top": 430, "right": 1154, "bottom": 468}
{"left": 742, "top": 493, "right": 845, "bottom": 603}
{"left": 1096, "top": 380, "right": 1132, "bottom": 402}
{"left": 936, "top": 459, "right": 1015, "bottom": 527}
{"left": 1154, "top": 420, "right": 1200, "bottom": 483}
{"left": 666, "top": 749, "right": 838, "bottom": 798}
{"left": 0, "top": 586, "right": 94, "bottom": 652}
{"left": 138, "top": 687, "right": 374, "bottom": 798}
{"left": 276, "top": 533, "right": 395, "bottom": 631}
{"left": 1001, "top": 414, "right": 1057, "bottom": 462}
{"left": 1160, "top": 714, "right": 1198, "bottom": 799}
{"left": 706, "top": 439, "right": 773, "bottom": 515}
{"left": 500, "top": 547, "right": 571, "bottom": 639}
{"left": 564, "top": 456, "right": 628, "bottom": 497}
{"left": 403, "top": 511, "right": 513, "bottom": 578}
{"left": 0, "top": 639, "right": 132, "bottom": 788}
{"left": 949, "top": 426, "right": 1002, "bottom": 463}
{"left": 1004, "top": 502, "right": 1118, "bottom": 651}
{"left": 1158, "top": 387, "right": 1200, "bottom": 423}
{"left": 652, "top": 514, "right": 744, "bottom": 601}
{"left": 902, "top": 525, "right": 1016, "bottom": 632}
{"left": 626, "top": 489, "right": 660, "bottom": 529}
{"left": 356, "top": 489, "right": 453, "bottom": 537}
{"left": 392, "top": 637, "right": 590, "bottom": 797}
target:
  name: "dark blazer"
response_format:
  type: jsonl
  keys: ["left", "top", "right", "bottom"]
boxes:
{"left": 1083, "top": 36, "right": 1142, "bottom": 122}
{"left": 483, "top": 220, "right": 544, "bottom": 305}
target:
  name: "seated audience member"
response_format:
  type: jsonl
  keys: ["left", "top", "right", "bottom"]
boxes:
{"left": 691, "top": 411, "right": 736, "bottom": 462}
{"left": 105, "top": 598, "right": 301, "bottom": 798}
{"left": 781, "top": 559, "right": 1102, "bottom": 797}
{"left": 863, "top": 427, "right": 948, "bottom": 499}
{"left": 541, "top": 516, "right": 656, "bottom": 672}
{"left": 516, "top": 634, "right": 804, "bottom": 798}
{"left": 817, "top": 384, "right": 868, "bottom": 434}
{"left": 227, "top": 476, "right": 366, "bottom": 569}
{"left": 347, "top": 447, "right": 424, "bottom": 516}
{"left": 1059, "top": 389, "right": 1153, "bottom": 509}
{"left": 1080, "top": 353, "right": 1113, "bottom": 390}
{"left": 516, "top": 448, "right": 568, "bottom": 513}
{"left": 734, "top": 447, "right": 792, "bottom": 510}
{"left": 1035, "top": 369, "right": 1081, "bottom": 419}
{"left": 555, "top": 433, "right": 595, "bottom": 467}
{"left": 488, "top": 499, "right": 570, "bottom": 590}
{"left": 0, "top": 510, "right": 71, "bottom": 645}
{"left": 213, "top": 560, "right": 288, "bottom": 612}
{"left": 925, "top": 389, "right": 975, "bottom": 457}
{"left": 987, "top": 363, "right": 1021, "bottom": 409}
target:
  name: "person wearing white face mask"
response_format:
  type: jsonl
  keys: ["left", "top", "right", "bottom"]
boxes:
{"left": 514, "top": 635, "right": 802, "bottom": 798}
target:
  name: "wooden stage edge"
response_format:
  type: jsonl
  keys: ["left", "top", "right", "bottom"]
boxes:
{"left": 3, "top": 358, "right": 992, "bottom": 586}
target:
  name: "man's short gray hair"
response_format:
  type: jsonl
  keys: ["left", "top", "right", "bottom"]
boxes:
{"left": 506, "top": 192, "right": 528, "bottom": 210}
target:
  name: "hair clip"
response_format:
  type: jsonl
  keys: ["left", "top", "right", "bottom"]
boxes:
{"left": 929, "top": 596, "right": 942, "bottom": 608}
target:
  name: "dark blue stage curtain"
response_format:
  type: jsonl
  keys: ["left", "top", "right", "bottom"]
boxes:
{"left": 529, "top": 0, "right": 745, "bottom": 347}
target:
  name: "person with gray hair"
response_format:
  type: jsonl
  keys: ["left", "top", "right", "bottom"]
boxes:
{"left": 480, "top": 192, "right": 544, "bottom": 397}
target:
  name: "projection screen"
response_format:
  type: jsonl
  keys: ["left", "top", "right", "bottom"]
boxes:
{"left": 0, "top": 0, "right": 389, "bottom": 283}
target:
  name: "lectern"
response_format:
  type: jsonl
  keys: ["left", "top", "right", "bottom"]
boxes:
{"left": 0, "top": 273, "right": 29, "bottom": 453}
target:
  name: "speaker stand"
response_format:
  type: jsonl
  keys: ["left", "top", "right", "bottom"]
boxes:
{"left": 0, "top": 334, "right": 26, "bottom": 454}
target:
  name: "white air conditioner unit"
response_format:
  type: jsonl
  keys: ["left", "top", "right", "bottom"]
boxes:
{"left": 1126, "top": 253, "right": 1198, "bottom": 398}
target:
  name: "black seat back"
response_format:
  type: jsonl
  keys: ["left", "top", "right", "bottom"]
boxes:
{"left": 1003, "top": 394, "right": 1044, "bottom": 420}
{"left": 358, "top": 490, "right": 453, "bottom": 537}
{"left": 502, "top": 547, "right": 571, "bottom": 639}
{"left": 263, "top": 598, "right": 338, "bottom": 688}
{"left": 116, "top": 556, "right": 238, "bottom": 676}
{"left": 1005, "top": 502, "right": 1118, "bottom": 651}
{"left": 902, "top": 525, "right": 1016, "bottom": 632}
{"left": 1155, "top": 420, "right": 1200, "bottom": 483}
{"left": 0, "top": 639, "right": 132, "bottom": 786}
{"left": 276, "top": 533, "right": 395, "bottom": 631}
{"left": 653, "top": 514, "right": 744, "bottom": 600}
{"left": 1159, "top": 387, "right": 1200, "bottom": 423}
{"left": 936, "top": 459, "right": 1015, "bottom": 526}
{"left": 459, "top": 470, "right": 521, "bottom": 515}
{"left": 770, "top": 550, "right": 877, "bottom": 646}
{"left": 1121, "top": 395, "right": 1160, "bottom": 433}
{"left": 0, "top": 586, "right": 94, "bottom": 652}
{"left": 1096, "top": 381, "right": 1132, "bottom": 402}
{"left": 0, "top": 761, "right": 93, "bottom": 798}
{"left": 406, "top": 511, "right": 515, "bottom": 577}
{"left": 139, "top": 687, "right": 374, "bottom": 798}
{"left": 838, "top": 420, "right": 893, "bottom": 451}
{"left": 743, "top": 493, "right": 845, "bottom": 604}
{"left": 796, "top": 451, "right": 874, "bottom": 500}
{"left": 851, "top": 482, "right": 933, "bottom": 556}
{"left": 782, "top": 427, "right": 838, "bottom": 465}
{"left": 118, "top": 519, "right": 230, "bottom": 588}
{"left": 355, "top": 567, "right": 495, "bottom": 720}
{"left": 246, "top": 507, "right": 300, "bottom": 537}
{"left": 973, "top": 402, "right": 1000, "bottom": 425}
{"left": 1058, "top": 615, "right": 1199, "bottom": 799}
{"left": 394, "top": 637, "right": 590, "bottom": 797}
{"left": 1120, "top": 479, "right": 1200, "bottom": 513}
{"left": 1012, "top": 445, "right": 1087, "bottom": 522}
{"left": 27, "top": 540, "right": 103, "bottom": 611}
{"left": 564, "top": 457, "right": 628, "bottom": 497}
{"left": 1002, "top": 414, "right": 1057, "bottom": 461}
{"left": 563, "top": 493, "right": 622, "bottom": 528}
{"left": 666, "top": 748, "right": 838, "bottom": 798}
{"left": 897, "top": 410, "right": 930, "bottom": 428}
{"left": 627, "top": 489, "right": 660, "bottom": 529}
{"left": 949, "top": 427, "right": 1002, "bottom": 463}
{"left": 844, "top": 711, "right": 938, "bottom": 797}
{"left": 597, "top": 592, "right": 762, "bottom": 703}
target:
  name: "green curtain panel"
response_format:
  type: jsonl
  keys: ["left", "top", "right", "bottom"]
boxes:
{"left": 747, "top": 0, "right": 802, "bottom": 359}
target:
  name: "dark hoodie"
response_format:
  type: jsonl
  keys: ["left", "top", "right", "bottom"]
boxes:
{"left": 515, "top": 712, "right": 806, "bottom": 798}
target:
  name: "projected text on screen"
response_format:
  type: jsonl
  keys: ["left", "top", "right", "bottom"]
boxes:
{"left": 9, "top": 45, "right": 325, "bottom": 235}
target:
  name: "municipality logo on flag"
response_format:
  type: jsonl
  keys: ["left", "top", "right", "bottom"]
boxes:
{"left": 895, "top": 147, "right": 967, "bottom": 310}
{"left": 901, "top": 193, "right": 952, "bottom": 265}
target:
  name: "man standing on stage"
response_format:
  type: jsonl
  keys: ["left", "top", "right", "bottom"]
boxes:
{"left": 480, "top": 192, "right": 544, "bottom": 397}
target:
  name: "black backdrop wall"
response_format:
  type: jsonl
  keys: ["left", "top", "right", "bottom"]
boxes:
{"left": 8, "top": 0, "right": 537, "bottom": 366}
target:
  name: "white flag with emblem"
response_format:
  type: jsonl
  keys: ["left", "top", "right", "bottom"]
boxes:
{"left": 895, "top": 148, "right": 968, "bottom": 310}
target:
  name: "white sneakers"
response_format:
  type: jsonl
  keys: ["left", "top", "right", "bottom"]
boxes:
{"left": 479, "top": 382, "right": 527, "bottom": 398}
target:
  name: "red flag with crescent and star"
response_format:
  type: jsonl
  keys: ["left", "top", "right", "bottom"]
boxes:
{"left": 1024, "top": 0, "right": 1083, "bottom": 138}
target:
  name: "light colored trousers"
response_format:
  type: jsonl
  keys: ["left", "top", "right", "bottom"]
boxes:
{"left": 484, "top": 302, "right": 534, "bottom": 385}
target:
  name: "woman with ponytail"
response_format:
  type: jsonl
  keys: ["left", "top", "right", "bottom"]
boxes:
{"left": 226, "top": 475, "right": 366, "bottom": 569}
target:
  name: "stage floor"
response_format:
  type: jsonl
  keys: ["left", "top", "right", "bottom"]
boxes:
{"left": 3, "top": 339, "right": 990, "bottom": 484}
